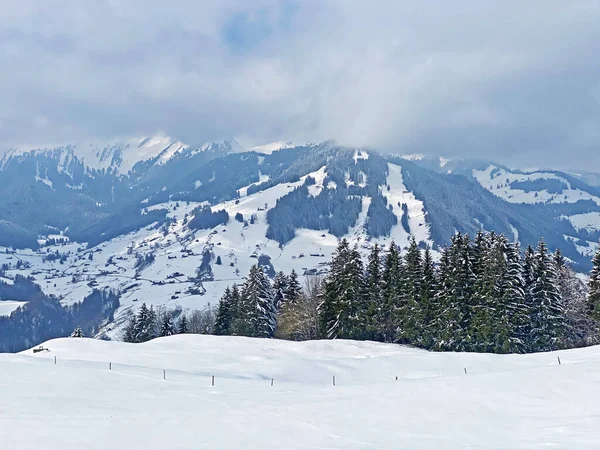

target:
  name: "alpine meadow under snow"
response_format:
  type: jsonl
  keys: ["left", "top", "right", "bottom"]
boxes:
{"left": 1, "top": 335, "right": 599, "bottom": 449}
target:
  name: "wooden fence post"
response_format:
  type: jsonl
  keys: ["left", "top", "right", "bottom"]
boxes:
{"left": 557, "top": 357, "right": 561, "bottom": 365}
{"left": 212, "top": 375, "right": 215, "bottom": 387}
{"left": 464, "top": 367, "right": 467, "bottom": 374}
{"left": 54, "top": 356, "right": 56, "bottom": 365}
{"left": 333, "top": 375, "right": 336, "bottom": 386}
{"left": 109, "top": 362, "right": 112, "bottom": 371}
{"left": 163, "top": 369, "right": 166, "bottom": 380}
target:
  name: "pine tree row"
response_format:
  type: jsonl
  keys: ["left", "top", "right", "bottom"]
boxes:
{"left": 122, "top": 303, "right": 188, "bottom": 343}
{"left": 318, "top": 233, "right": 584, "bottom": 353}
{"left": 214, "top": 267, "right": 302, "bottom": 338}
{"left": 214, "top": 231, "right": 600, "bottom": 353}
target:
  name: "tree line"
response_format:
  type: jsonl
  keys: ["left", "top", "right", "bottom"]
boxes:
{"left": 212, "top": 231, "right": 600, "bottom": 354}
{"left": 121, "top": 303, "right": 216, "bottom": 343}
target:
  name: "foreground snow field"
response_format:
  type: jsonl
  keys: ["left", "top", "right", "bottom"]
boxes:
{"left": 1, "top": 336, "right": 599, "bottom": 449}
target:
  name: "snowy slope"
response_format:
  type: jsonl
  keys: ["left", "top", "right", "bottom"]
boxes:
{"left": 0, "top": 159, "right": 437, "bottom": 339}
{"left": 0, "top": 134, "right": 249, "bottom": 176}
{"left": 469, "top": 164, "right": 600, "bottom": 261}
{"left": 0, "top": 300, "right": 27, "bottom": 316}
{"left": 1, "top": 133, "right": 189, "bottom": 175}
{"left": 250, "top": 141, "right": 313, "bottom": 154}
{"left": 1, "top": 335, "right": 598, "bottom": 449}
{"left": 381, "top": 163, "right": 432, "bottom": 248}
{"left": 473, "top": 164, "right": 600, "bottom": 205}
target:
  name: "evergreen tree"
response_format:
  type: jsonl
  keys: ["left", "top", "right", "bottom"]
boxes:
{"left": 70, "top": 326, "right": 84, "bottom": 338}
{"left": 229, "top": 284, "right": 241, "bottom": 332}
{"left": 285, "top": 270, "right": 302, "bottom": 304}
{"left": 148, "top": 306, "right": 157, "bottom": 338}
{"left": 553, "top": 248, "right": 566, "bottom": 269}
{"left": 379, "top": 242, "right": 401, "bottom": 342}
{"left": 160, "top": 314, "right": 175, "bottom": 337}
{"left": 419, "top": 246, "right": 436, "bottom": 347}
{"left": 503, "top": 242, "right": 529, "bottom": 353}
{"left": 215, "top": 286, "right": 234, "bottom": 335}
{"left": 363, "top": 243, "right": 383, "bottom": 340}
{"left": 472, "top": 230, "right": 488, "bottom": 280}
{"left": 319, "top": 239, "right": 351, "bottom": 338}
{"left": 470, "top": 233, "right": 508, "bottom": 352}
{"left": 431, "top": 245, "right": 461, "bottom": 350}
{"left": 455, "top": 233, "right": 477, "bottom": 350}
{"left": 523, "top": 245, "right": 536, "bottom": 303}
{"left": 529, "top": 239, "right": 566, "bottom": 351}
{"left": 273, "top": 272, "right": 289, "bottom": 309}
{"left": 238, "top": 265, "right": 277, "bottom": 338}
{"left": 318, "top": 240, "right": 365, "bottom": 339}
{"left": 122, "top": 312, "right": 137, "bottom": 343}
{"left": 587, "top": 249, "right": 600, "bottom": 322}
{"left": 255, "top": 267, "right": 278, "bottom": 338}
{"left": 178, "top": 314, "right": 188, "bottom": 334}
{"left": 343, "top": 245, "right": 366, "bottom": 339}
{"left": 399, "top": 236, "right": 424, "bottom": 344}
{"left": 134, "top": 303, "right": 156, "bottom": 343}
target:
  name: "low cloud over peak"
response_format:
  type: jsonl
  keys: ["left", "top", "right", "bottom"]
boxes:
{"left": 1, "top": 1, "right": 599, "bottom": 170}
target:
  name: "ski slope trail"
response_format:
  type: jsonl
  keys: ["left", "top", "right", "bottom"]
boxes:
{"left": 1, "top": 335, "right": 599, "bottom": 449}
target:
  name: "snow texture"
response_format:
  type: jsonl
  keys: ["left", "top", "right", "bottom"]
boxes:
{"left": 1, "top": 335, "right": 598, "bottom": 449}
{"left": 0, "top": 300, "right": 27, "bottom": 316}
{"left": 473, "top": 164, "right": 600, "bottom": 205}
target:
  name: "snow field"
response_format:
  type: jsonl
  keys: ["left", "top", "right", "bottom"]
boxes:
{"left": 1, "top": 335, "right": 599, "bottom": 449}
{"left": 0, "top": 300, "right": 27, "bottom": 316}
{"left": 473, "top": 164, "right": 600, "bottom": 206}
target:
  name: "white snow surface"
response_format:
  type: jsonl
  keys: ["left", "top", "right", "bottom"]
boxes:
{"left": 1, "top": 335, "right": 599, "bottom": 449}
{"left": 381, "top": 163, "right": 432, "bottom": 249}
{"left": 0, "top": 300, "right": 26, "bottom": 316}
{"left": 2, "top": 133, "right": 188, "bottom": 175}
{"left": 0, "top": 134, "right": 249, "bottom": 175}
{"left": 567, "top": 212, "right": 600, "bottom": 232}
{"left": 473, "top": 164, "right": 600, "bottom": 205}
{"left": 250, "top": 141, "right": 313, "bottom": 154}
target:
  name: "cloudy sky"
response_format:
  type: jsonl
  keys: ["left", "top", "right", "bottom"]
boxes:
{"left": 1, "top": 1, "right": 599, "bottom": 170}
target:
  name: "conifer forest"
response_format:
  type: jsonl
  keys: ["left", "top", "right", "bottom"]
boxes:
{"left": 212, "top": 232, "right": 600, "bottom": 354}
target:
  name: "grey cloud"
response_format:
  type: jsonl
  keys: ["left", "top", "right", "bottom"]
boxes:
{"left": 1, "top": 1, "right": 599, "bottom": 170}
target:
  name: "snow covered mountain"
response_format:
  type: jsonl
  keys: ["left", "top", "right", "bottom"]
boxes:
{"left": 0, "top": 138, "right": 599, "bottom": 344}
{"left": 0, "top": 133, "right": 248, "bottom": 176}
{"left": 406, "top": 156, "right": 600, "bottom": 260}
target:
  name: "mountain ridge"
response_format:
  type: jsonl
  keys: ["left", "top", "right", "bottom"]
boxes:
{"left": 0, "top": 138, "right": 599, "bottom": 343}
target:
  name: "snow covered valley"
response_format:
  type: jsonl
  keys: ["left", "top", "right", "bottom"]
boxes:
{"left": 1, "top": 335, "right": 598, "bottom": 449}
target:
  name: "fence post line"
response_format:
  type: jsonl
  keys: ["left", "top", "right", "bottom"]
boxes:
{"left": 163, "top": 369, "right": 166, "bottom": 380}
{"left": 54, "top": 356, "right": 56, "bottom": 365}
{"left": 558, "top": 356, "right": 561, "bottom": 365}
{"left": 271, "top": 378, "right": 274, "bottom": 387}
{"left": 464, "top": 367, "right": 467, "bottom": 374}
{"left": 109, "top": 362, "right": 112, "bottom": 371}
{"left": 212, "top": 375, "right": 215, "bottom": 387}
{"left": 333, "top": 375, "right": 336, "bottom": 386}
